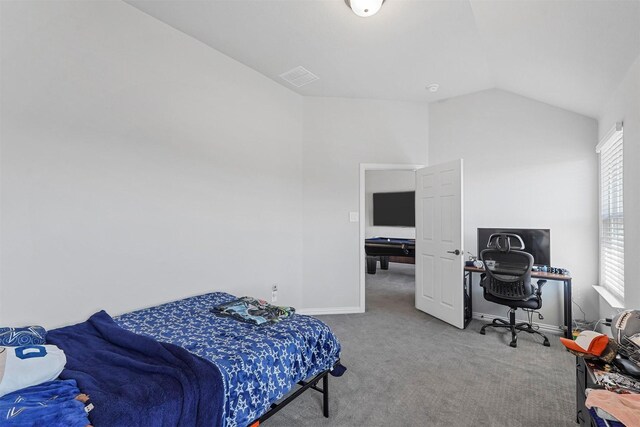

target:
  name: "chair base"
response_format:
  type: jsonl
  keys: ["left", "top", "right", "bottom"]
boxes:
{"left": 480, "top": 311, "right": 550, "bottom": 348}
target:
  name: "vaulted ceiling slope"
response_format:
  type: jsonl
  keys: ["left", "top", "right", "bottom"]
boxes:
{"left": 126, "top": 0, "right": 640, "bottom": 119}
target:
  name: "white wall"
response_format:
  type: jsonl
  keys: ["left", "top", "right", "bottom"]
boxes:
{"left": 3, "top": 1, "right": 622, "bottom": 331}
{"left": 598, "top": 55, "right": 640, "bottom": 319}
{"left": 301, "top": 98, "right": 428, "bottom": 311}
{"left": 0, "top": 1, "right": 303, "bottom": 328}
{"left": 429, "top": 89, "right": 599, "bottom": 329}
{"left": 365, "top": 170, "right": 416, "bottom": 240}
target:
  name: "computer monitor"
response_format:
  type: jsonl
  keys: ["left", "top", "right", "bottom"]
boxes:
{"left": 477, "top": 228, "right": 551, "bottom": 266}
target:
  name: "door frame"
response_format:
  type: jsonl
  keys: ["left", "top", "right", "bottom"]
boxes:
{"left": 358, "top": 163, "right": 425, "bottom": 312}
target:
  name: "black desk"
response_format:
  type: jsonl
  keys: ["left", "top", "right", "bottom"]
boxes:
{"left": 575, "top": 357, "right": 638, "bottom": 427}
{"left": 464, "top": 266, "right": 573, "bottom": 339}
{"left": 576, "top": 357, "right": 598, "bottom": 426}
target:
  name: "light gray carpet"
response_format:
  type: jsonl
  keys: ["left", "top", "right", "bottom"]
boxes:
{"left": 269, "top": 263, "right": 575, "bottom": 427}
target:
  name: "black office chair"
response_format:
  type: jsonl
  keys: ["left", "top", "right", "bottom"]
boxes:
{"left": 479, "top": 233, "right": 550, "bottom": 348}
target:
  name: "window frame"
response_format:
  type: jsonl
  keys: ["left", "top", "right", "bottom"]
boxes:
{"left": 596, "top": 122, "right": 624, "bottom": 300}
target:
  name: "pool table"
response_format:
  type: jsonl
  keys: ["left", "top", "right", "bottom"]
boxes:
{"left": 365, "top": 237, "right": 415, "bottom": 274}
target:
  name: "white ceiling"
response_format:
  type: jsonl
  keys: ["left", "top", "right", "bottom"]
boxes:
{"left": 126, "top": 0, "right": 640, "bottom": 118}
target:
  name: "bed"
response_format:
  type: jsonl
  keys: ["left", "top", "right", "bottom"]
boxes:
{"left": 48, "top": 292, "right": 342, "bottom": 427}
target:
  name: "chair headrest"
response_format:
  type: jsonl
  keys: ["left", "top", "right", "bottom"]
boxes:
{"left": 486, "top": 233, "right": 525, "bottom": 252}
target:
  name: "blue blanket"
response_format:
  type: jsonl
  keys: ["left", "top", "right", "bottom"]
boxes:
{"left": 0, "top": 379, "right": 89, "bottom": 427}
{"left": 116, "top": 293, "right": 342, "bottom": 427}
{"left": 47, "top": 310, "right": 224, "bottom": 427}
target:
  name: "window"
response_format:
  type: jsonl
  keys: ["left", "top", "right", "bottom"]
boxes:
{"left": 597, "top": 123, "right": 624, "bottom": 299}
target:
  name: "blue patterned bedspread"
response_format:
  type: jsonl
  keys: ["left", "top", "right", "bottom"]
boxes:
{"left": 114, "top": 293, "right": 341, "bottom": 427}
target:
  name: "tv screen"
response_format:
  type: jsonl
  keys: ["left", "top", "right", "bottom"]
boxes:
{"left": 373, "top": 191, "right": 415, "bottom": 227}
{"left": 477, "top": 228, "right": 551, "bottom": 266}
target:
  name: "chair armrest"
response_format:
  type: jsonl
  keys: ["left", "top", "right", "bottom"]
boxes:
{"left": 479, "top": 273, "right": 486, "bottom": 288}
{"left": 535, "top": 279, "right": 547, "bottom": 296}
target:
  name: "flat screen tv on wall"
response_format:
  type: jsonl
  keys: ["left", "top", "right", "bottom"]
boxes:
{"left": 373, "top": 191, "right": 415, "bottom": 227}
{"left": 477, "top": 228, "right": 551, "bottom": 266}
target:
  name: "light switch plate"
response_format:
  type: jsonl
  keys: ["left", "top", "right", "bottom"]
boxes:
{"left": 349, "top": 212, "right": 359, "bottom": 222}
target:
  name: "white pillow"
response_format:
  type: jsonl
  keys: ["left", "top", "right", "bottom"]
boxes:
{"left": 0, "top": 344, "right": 66, "bottom": 397}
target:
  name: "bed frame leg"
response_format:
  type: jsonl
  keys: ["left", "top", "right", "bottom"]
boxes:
{"left": 249, "top": 364, "right": 339, "bottom": 426}
{"left": 323, "top": 373, "right": 329, "bottom": 418}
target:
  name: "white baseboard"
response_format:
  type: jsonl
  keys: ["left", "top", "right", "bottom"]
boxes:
{"left": 297, "top": 306, "right": 363, "bottom": 316}
{"left": 472, "top": 311, "right": 564, "bottom": 335}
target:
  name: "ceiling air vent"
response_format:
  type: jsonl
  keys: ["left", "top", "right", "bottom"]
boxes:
{"left": 279, "top": 66, "right": 319, "bottom": 88}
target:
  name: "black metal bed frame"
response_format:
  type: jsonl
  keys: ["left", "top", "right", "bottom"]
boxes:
{"left": 248, "top": 361, "right": 338, "bottom": 426}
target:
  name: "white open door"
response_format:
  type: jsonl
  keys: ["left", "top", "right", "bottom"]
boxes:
{"left": 415, "top": 159, "right": 464, "bottom": 328}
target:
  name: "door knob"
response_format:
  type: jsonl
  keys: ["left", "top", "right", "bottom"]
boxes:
{"left": 447, "top": 249, "right": 461, "bottom": 255}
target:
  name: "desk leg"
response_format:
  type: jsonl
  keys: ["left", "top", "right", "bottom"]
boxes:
{"left": 469, "top": 273, "right": 473, "bottom": 324}
{"left": 565, "top": 279, "right": 572, "bottom": 339}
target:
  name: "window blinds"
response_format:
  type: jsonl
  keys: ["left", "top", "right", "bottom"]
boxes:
{"left": 597, "top": 123, "right": 624, "bottom": 298}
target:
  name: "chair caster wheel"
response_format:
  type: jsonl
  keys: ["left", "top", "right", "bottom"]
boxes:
{"left": 480, "top": 329, "right": 486, "bottom": 335}
{"left": 509, "top": 340, "right": 517, "bottom": 348}
{"left": 543, "top": 339, "right": 550, "bottom": 347}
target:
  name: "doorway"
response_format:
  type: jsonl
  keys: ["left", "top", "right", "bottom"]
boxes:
{"left": 358, "top": 163, "right": 423, "bottom": 312}
{"left": 359, "top": 161, "right": 466, "bottom": 330}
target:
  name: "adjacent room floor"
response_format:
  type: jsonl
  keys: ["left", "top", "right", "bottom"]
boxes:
{"left": 270, "top": 263, "right": 576, "bottom": 427}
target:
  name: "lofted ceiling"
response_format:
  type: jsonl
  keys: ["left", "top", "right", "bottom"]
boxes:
{"left": 126, "top": 0, "right": 640, "bottom": 118}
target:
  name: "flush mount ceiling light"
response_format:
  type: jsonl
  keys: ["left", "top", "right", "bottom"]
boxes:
{"left": 344, "top": 0, "right": 385, "bottom": 18}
